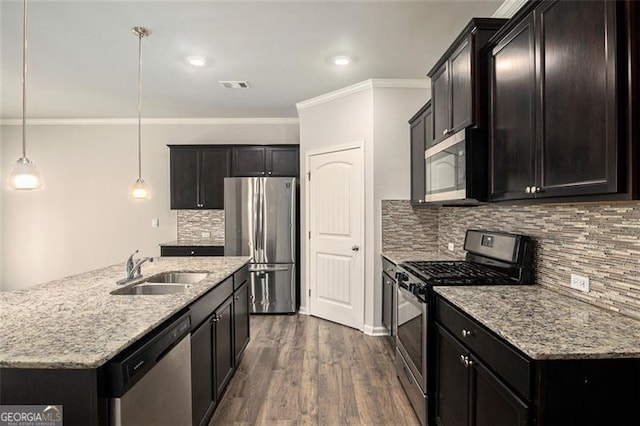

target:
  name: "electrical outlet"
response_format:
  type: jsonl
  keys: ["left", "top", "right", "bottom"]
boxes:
{"left": 201, "top": 231, "right": 211, "bottom": 238}
{"left": 151, "top": 218, "right": 159, "bottom": 228}
{"left": 570, "top": 273, "right": 590, "bottom": 292}
{"left": 448, "top": 243, "right": 455, "bottom": 252}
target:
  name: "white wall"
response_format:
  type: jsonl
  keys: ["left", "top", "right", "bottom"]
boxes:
{"left": 0, "top": 120, "right": 298, "bottom": 290}
{"left": 297, "top": 80, "right": 429, "bottom": 333}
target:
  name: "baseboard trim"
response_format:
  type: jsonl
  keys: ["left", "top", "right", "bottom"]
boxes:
{"left": 298, "top": 306, "right": 309, "bottom": 315}
{"left": 363, "top": 325, "right": 389, "bottom": 337}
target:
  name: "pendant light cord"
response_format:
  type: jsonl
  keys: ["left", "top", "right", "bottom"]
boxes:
{"left": 22, "top": 0, "right": 27, "bottom": 158}
{"left": 137, "top": 30, "right": 143, "bottom": 181}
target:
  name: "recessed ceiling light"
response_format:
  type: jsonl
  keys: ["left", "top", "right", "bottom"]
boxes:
{"left": 332, "top": 55, "right": 351, "bottom": 66}
{"left": 187, "top": 56, "right": 206, "bottom": 67}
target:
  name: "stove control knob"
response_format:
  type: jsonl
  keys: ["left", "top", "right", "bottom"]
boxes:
{"left": 395, "top": 272, "right": 408, "bottom": 282}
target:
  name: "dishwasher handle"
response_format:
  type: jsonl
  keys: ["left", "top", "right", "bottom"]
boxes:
{"left": 106, "top": 310, "right": 191, "bottom": 397}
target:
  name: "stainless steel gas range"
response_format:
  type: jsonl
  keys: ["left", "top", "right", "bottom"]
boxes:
{"left": 394, "top": 230, "right": 534, "bottom": 426}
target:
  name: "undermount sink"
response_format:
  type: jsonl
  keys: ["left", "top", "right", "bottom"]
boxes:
{"left": 145, "top": 271, "right": 208, "bottom": 284}
{"left": 111, "top": 271, "right": 208, "bottom": 295}
{"left": 111, "top": 283, "right": 192, "bottom": 296}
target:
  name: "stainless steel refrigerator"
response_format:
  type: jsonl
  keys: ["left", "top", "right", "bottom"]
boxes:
{"left": 224, "top": 177, "right": 297, "bottom": 313}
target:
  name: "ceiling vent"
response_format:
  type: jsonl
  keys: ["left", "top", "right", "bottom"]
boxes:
{"left": 219, "top": 81, "right": 251, "bottom": 89}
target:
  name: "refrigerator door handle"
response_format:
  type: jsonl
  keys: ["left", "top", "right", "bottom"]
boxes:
{"left": 248, "top": 265, "right": 291, "bottom": 273}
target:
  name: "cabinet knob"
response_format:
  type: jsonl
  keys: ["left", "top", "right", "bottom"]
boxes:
{"left": 268, "top": 171, "right": 272, "bottom": 175}
{"left": 261, "top": 171, "right": 265, "bottom": 175}
{"left": 386, "top": 268, "right": 393, "bottom": 272}
{"left": 190, "top": 250, "right": 195, "bottom": 255}
{"left": 462, "top": 329, "right": 474, "bottom": 338}
{"left": 418, "top": 199, "right": 424, "bottom": 203}
{"left": 535, "top": 187, "right": 542, "bottom": 193}
{"left": 211, "top": 314, "right": 220, "bottom": 323}
{"left": 525, "top": 186, "right": 531, "bottom": 194}
{"left": 234, "top": 295, "right": 240, "bottom": 301}
{"left": 442, "top": 129, "right": 448, "bottom": 136}
{"left": 459, "top": 355, "right": 472, "bottom": 368}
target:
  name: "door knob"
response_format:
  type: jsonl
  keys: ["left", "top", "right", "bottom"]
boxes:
{"left": 352, "top": 245, "right": 359, "bottom": 252}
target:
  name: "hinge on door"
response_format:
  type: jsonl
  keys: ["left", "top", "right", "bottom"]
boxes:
{"left": 308, "top": 289, "right": 311, "bottom": 297}
{"left": 307, "top": 171, "right": 311, "bottom": 181}
{"left": 308, "top": 231, "right": 311, "bottom": 239}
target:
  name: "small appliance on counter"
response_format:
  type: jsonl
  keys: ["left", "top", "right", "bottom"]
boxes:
{"left": 224, "top": 177, "right": 298, "bottom": 314}
{"left": 394, "top": 229, "right": 534, "bottom": 426}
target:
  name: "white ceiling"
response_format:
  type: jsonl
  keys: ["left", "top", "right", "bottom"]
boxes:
{"left": 0, "top": 0, "right": 504, "bottom": 119}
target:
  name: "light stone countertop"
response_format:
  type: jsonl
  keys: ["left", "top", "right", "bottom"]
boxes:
{"left": 160, "top": 240, "right": 224, "bottom": 247}
{"left": 382, "top": 250, "right": 462, "bottom": 265}
{"left": 434, "top": 285, "right": 640, "bottom": 360}
{"left": 0, "top": 256, "right": 250, "bottom": 369}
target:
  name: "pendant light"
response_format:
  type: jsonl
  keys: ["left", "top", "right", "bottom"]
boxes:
{"left": 6, "top": 0, "right": 44, "bottom": 191}
{"left": 129, "top": 26, "right": 151, "bottom": 199}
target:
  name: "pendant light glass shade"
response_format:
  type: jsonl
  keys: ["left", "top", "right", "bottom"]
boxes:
{"left": 129, "top": 177, "right": 150, "bottom": 199}
{"left": 129, "top": 26, "right": 151, "bottom": 199}
{"left": 6, "top": 157, "right": 44, "bottom": 190}
{"left": 5, "top": 0, "right": 44, "bottom": 191}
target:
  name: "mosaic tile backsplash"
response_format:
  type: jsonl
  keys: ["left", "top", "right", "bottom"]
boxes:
{"left": 381, "top": 201, "right": 439, "bottom": 251}
{"left": 177, "top": 210, "right": 225, "bottom": 244}
{"left": 381, "top": 200, "right": 640, "bottom": 320}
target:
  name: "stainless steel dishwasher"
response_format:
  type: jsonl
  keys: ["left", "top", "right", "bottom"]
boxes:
{"left": 107, "top": 311, "right": 192, "bottom": 426}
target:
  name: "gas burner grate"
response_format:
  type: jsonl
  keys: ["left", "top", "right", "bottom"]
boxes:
{"left": 402, "top": 260, "right": 515, "bottom": 285}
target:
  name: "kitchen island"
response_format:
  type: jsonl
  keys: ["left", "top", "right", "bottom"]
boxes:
{"left": 0, "top": 256, "right": 251, "bottom": 424}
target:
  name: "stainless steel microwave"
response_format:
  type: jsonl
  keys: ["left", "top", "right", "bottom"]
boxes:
{"left": 424, "top": 128, "right": 488, "bottom": 204}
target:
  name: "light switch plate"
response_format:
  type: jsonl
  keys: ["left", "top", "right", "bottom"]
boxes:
{"left": 570, "top": 273, "right": 590, "bottom": 292}
{"left": 448, "top": 243, "right": 455, "bottom": 252}
{"left": 151, "top": 218, "right": 160, "bottom": 228}
{"left": 201, "top": 232, "right": 211, "bottom": 238}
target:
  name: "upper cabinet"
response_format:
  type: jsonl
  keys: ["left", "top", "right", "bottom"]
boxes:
{"left": 231, "top": 146, "right": 299, "bottom": 177}
{"left": 427, "top": 18, "right": 507, "bottom": 145}
{"left": 489, "top": 0, "right": 633, "bottom": 202}
{"left": 409, "top": 101, "right": 432, "bottom": 204}
{"left": 169, "top": 146, "right": 230, "bottom": 209}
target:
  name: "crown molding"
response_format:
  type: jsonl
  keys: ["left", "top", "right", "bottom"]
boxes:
{"left": 296, "top": 78, "right": 430, "bottom": 111}
{"left": 0, "top": 117, "right": 300, "bottom": 126}
{"left": 493, "top": 0, "right": 528, "bottom": 18}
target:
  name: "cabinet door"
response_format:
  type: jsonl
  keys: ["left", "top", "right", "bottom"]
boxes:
{"left": 266, "top": 146, "right": 299, "bottom": 176}
{"left": 381, "top": 273, "right": 394, "bottom": 345}
{"left": 489, "top": 15, "right": 536, "bottom": 201}
{"left": 213, "top": 296, "right": 235, "bottom": 398}
{"left": 435, "top": 325, "right": 470, "bottom": 426}
{"left": 535, "top": 0, "right": 619, "bottom": 197}
{"left": 450, "top": 38, "right": 472, "bottom": 133}
{"left": 410, "top": 106, "right": 428, "bottom": 203}
{"left": 170, "top": 148, "right": 199, "bottom": 209}
{"left": 191, "top": 319, "right": 214, "bottom": 425}
{"left": 200, "top": 148, "right": 230, "bottom": 209}
{"left": 231, "top": 147, "right": 266, "bottom": 177}
{"left": 431, "top": 62, "right": 450, "bottom": 144}
{"left": 233, "top": 280, "right": 250, "bottom": 364}
{"left": 472, "top": 358, "right": 529, "bottom": 426}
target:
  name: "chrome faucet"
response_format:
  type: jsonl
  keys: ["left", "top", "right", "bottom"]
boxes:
{"left": 117, "top": 250, "right": 153, "bottom": 285}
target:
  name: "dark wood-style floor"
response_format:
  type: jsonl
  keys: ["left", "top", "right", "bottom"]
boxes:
{"left": 210, "top": 314, "right": 420, "bottom": 425}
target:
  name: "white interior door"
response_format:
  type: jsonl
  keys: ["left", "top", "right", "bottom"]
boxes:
{"left": 308, "top": 145, "right": 364, "bottom": 330}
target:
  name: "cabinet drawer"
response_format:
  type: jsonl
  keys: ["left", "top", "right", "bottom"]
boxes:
{"left": 436, "top": 297, "right": 531, "bottom": 399}
{"left": 161, "top": 246, "right": 224, "bottom": 257}
{"left": 233, "top": 266, "right": 249, "bottom": 290}
{"left": 190, "top": 277, "right": 233, "bottom": 329}
{"left": 381, "top": 256, "right": 398, "bottom": 279}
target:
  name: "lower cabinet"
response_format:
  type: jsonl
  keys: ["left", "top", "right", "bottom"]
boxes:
{"left": 434, "top": 325, "right": 528, "bottom": 426}
{"left": 233, "top": 280, "right": 250, "bottom": 364}
{"left": 434, "top": 296, "right": 640, "bottom": 426}
{"left": 190, "top": 266, "right": 250, "bottom": 426}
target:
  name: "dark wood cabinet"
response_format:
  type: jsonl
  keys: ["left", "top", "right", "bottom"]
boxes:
{"left": 231, "top": 146, "right": 299, "bottom": 177}
{"left": 435, "top": 295, "right": 640, "bottom": 426}
{"left": 381, "top": 256, "right": 398, "bottom": 347}
{"left": 409, "top": 102, "right": 431, "bottom": 204}
{"left": 489, "top": 0, "right": 627, "bottom": 202}
{"left": 189, "top": 267, "right": 250, "bottom": 426}
{"left": 161, "top": 245, "right": 223, "bottom": 257}
{"left": 169, "top": 146, "right": 230, "bottom": 209}
{"left": 489, "top": 14, "right": 536, "bottom": 201}
{"left": 191, "top": 317, "right": 215, "bottom": 424}
{"left": 213, "top": 296, "right": 234, "bottom": 398}
{"left": 427, "top": 19, "right": 506, "bottom": 145}
{"left": 233, "top": 280, "right": 250, "bottom": 364}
